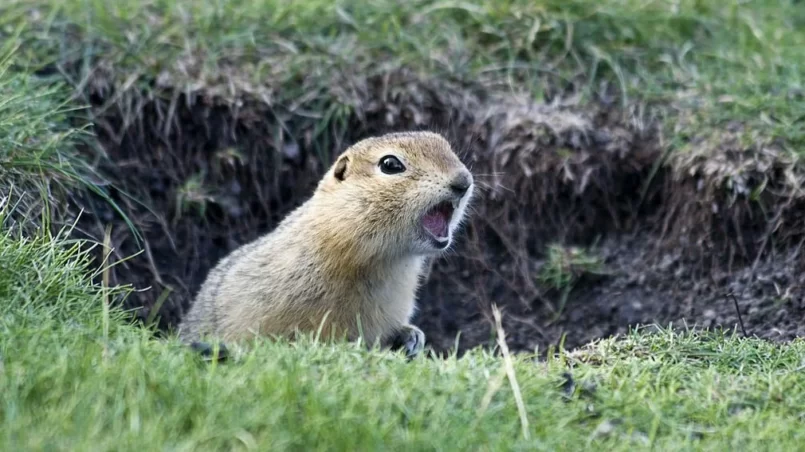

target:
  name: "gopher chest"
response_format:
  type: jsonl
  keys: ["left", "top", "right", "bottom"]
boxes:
{"left": 348, "top": 257, "right": 424, "bottom": 341}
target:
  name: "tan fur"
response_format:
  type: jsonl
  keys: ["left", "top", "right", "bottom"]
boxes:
{"left": 177, "top": 131, "right": 475, "bottom": 349}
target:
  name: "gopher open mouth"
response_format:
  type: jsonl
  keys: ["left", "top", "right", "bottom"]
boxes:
{"left": 422, "top": 201, "right": 454, "bottom": 242}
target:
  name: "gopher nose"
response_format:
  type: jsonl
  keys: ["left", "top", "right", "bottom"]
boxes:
{"left": 449, "top": 171, "right": 472, "bottom": 197}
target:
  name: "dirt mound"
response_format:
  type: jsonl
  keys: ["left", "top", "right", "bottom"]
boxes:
{"left": 52, "top": 62, "right": 805, "bottom": 356}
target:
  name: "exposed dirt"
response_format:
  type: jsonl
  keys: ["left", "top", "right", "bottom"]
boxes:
{"left": 417, "top": 230, "right": 805, "bottom": 355}
{"left": 51, "top": 65, "right": 805, "bottom": 357}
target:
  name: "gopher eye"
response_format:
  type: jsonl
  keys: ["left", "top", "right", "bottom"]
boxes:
{"left": 379, "top": 155, "right": 406, "bottom": 174}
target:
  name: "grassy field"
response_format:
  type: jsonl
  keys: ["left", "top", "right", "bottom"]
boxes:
{"left": 3, "top": 0, "right": 805, "bottom": 450}
{"left": 5, "top": 0, "right": 805, "bottom": 163}
{"left": 8, "top": 0, "right": 801, "bottom": 146}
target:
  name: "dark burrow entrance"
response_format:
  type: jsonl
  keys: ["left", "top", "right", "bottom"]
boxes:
{"left": 62, "top": 70, "right": 805, "bottom": 356}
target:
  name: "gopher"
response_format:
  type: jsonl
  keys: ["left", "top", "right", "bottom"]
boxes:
{"left": 177, "top": 131, "right": 474, "bottom": 358}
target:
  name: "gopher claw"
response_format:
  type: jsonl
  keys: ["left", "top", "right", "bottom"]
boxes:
{"left": 388, "top": 324, "right": 425, "bottom": 359}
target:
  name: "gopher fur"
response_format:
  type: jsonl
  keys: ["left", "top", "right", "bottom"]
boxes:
{"left": 177, "top": 131, "right": 475, "bottom": 356}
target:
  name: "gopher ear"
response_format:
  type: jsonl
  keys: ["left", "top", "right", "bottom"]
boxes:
{"left": 333, "top": 155, "right": 349, "bottom": 181}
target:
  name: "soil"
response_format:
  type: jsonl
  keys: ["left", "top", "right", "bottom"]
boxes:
{"left": 416, "top": 230, "right": 805, "bottom": 356}
{"left": 55, "top": 68, "right": 805, "bottom": 357}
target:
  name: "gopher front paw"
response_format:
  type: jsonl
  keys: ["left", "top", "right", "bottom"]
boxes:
{"left": 388, "top": 324, "right": 426, "bottom": 359}
{"left": 189, "top": 341, "right": 229, "bottom": 362}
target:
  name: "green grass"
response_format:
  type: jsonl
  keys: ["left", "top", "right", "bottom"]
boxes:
{"left": 2, "top": 1, "right": 805, "bottom": 450}
{"left": 537, "top": 243, "right": 608, "bottom": 322}
{"left": 0, "top": 32, "right": 136, "bottom": 240}
{"left": 0, "top": 35, "right": 87, "bottom": 227}
{"left": 537, "top": 243, "right": 606, "bottom": 292}
{"left": 3, "top": 0, "right": 805, "bottom": 152}
{"left": 2, "top": 217, "right": 804, "bottom": 450}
